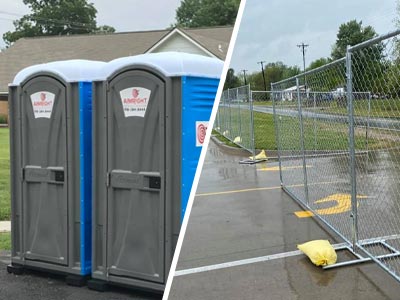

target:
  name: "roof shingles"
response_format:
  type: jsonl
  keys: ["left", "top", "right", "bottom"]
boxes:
{"left": 0, "top": 26, "right": 232, "bottom": 92}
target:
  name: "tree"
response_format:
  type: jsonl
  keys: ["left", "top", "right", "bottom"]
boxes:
{"left": 223, "top": 68, "right": 240, "bottom": 89}
{"left": 307, "top": 57, "right": 331, "bottom": 71}
{"left": 331, "top": 20, "right": 377, "bottom": 60}
{"left": 330, "top": 20, "right": 386, "bottom": 94}
{"left": 3, "top": 0, "right": 115, "bottom": 46}
{"left": 175, "top": 0, "right": 240, "bottom": 28}
{"left": 246, "top": 62, "right": 300, "bottom": 92}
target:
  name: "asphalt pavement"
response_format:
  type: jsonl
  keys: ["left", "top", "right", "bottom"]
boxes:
{"left": 0, "top": 251, "right": 161, "bottom": 300}
{"left": 167, "top": 138, "right": 400, "bottom": 300}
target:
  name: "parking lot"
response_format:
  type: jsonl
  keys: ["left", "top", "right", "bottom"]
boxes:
{"left": 168, "top": 138, "right": 400, "bottom": 300}
{"left": 0, "top": 251, "right": 160, "bottom": 300}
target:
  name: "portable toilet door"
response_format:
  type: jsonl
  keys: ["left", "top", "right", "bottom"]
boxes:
{"left": 91, "top": 52, "right": 222, "bottom": 292}
{"left": 8, "top": 60, "right": 105, "bottom": 284}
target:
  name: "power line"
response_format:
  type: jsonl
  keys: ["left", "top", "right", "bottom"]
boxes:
{"left": 257, "top": 61, "right": 267, "bottom": 91}
{"left": 241, "top": 69, "right": 248, "bottom": 85}
{"left": 297, "top": 43, "right": 309, "bottom": 87}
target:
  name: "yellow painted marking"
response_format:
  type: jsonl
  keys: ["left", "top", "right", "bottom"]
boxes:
{"left": 294, "top": 194, "right": 369, "bottom": 218}
{"left": 258, "top": 165, "right": 312, "bottom": 172}
{"left": 295, "top": 210, "right": 314, "bottom": 218}
{"left": 196, "top": 180, "right": 347, "bottom": 198}
{"left": 196, "top": 185, "right": 289, "bottom": 197}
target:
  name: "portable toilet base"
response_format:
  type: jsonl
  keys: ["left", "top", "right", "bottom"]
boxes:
{"left": 91, "top": 52, "right": 222, "bottom": 292}
{"left": 7, "top": 60, "right": 105, "bottom": 284}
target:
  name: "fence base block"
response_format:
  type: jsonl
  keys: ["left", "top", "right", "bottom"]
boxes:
{"left": 323, "top": 240, "right": 400, "bottom": 270}
{"left": 239, "top": 158, "right": 268, "bottom": 165}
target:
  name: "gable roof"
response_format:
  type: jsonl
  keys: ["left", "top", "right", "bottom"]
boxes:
{"left": 0, "top": 26, "right": 232, "bottom": 92}
{"left": 147, "top": 27, "right": 232, "bottom": 59}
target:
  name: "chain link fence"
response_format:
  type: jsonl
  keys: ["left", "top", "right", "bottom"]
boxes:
{"left": 272, "top": 29, "right": 400, "bottom": 282}
{"left": 214, "top": 85, "right": 255, "bottom": 156}
{"left": 251, "top": 91, "right": 276, "bottom": 155}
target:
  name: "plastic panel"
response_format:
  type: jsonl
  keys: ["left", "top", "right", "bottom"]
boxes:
{"left": 78, "top": 82, "right": 93, "bottom": 275}
{"left": 180, "top": 76, "right": 219, "bottom": 221}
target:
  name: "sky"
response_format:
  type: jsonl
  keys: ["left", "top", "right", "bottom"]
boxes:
{"left": 230, "top": 0, "right": 397, "bottom": 73}
{"left": 0, "top": 0, "right": 397, "bottom": 72}
{"left": 0, "top": 0, "right": 182, "bottom": 49}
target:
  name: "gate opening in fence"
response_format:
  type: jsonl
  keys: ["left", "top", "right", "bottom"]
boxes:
{"left": 272, "top": 29, "right": 400, "bottom": 281}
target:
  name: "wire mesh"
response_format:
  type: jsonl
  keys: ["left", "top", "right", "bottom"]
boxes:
{"left": 214, "top": 85, "right": 254, "bottom": 154}
{"left": 251, "top": 91, "right": 275, "bottom": 152}
{"left": 272, "top": 77, "right": 306, "bottom": 203}
{"left": 349, "top": 31, "right": 400, "bottom": 279}
{"left": 272, "top": 29, "right": 400, "bottom": 283}
{"left": 297, "top": 59, "right": 354, "bottom": 244}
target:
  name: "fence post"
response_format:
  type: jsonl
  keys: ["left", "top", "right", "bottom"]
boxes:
{"left": 237, "top": 88, "right": 242, "bottom": 142}
{"left": 249, "top": 85, "right": 256, "bottom": 159}
{"left": 346, "top": 45, "right": 358, "bottom": 252}
{"left": 366, "top": 92, "right": 371, "bottom": 153}
{"left": 271, "top": 84, "right": 283, "bottom": 185}
{"left": 313, "top": 92, "right": 317, "bottom": 152}
{"left": 228, "top": 88, "right": 232, "bottom": 140}
{"left": 296, "top": 77, "right": 310, "bottom": 205}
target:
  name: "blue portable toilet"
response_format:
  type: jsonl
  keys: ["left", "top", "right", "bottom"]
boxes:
{"left": 8, "top": 60, "right": 106, "bottom": 285}
{"left": 90, "top": 52, "right": 223, "bottom": 291}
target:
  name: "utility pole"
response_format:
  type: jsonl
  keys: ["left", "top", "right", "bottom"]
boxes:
{"left": 241, "top": 69, "right": 248, "bottom": 85}
{"left": 297, "top": 43, "right": 309, "bottom": 88}
{"left": 257, "top": 61, "right": 267, "bottom": 91}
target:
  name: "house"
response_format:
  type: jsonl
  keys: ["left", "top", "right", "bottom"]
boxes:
{"left": 280, "top": 85, "right": 306, "bottom": 101}
{"left": 0, "top": 26, "right": 233, "bottom": 120}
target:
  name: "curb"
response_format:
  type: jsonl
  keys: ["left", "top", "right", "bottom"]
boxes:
{"left": 210, "top": 135, "right": 278, "bottom": 160}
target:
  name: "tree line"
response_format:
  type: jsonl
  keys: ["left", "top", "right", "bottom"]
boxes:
{"left": 226, "top": 19, "right": 399, "bottom": 98}
{"left": 3, "top": 0, "right": 240, "bottom": 46}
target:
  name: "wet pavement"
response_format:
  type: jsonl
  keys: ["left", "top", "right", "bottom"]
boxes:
{"left": 0, "top": 252, "right": 160, "bottom": 300}
{"left": 168, "top": 138, "right": 400, "bottom": 300}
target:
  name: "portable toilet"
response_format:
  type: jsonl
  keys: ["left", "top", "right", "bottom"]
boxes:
{"left": 7, "top": 60, "right": 106, "bottom": 285}
{"left": 90, "top": 52, "right": 222, "bottom": 292}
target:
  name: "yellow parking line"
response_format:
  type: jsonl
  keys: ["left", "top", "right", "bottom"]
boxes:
{"left": 258, "top": 165, "right": 312, "bottom": 171}
{"left": 196, "top": 180, "right": 347, "bottom": 198}
{"left": 196, "top": 184, "right": 304, "bottom": 197}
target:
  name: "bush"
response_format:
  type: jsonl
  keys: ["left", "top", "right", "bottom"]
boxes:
{"left": 0, "top": 115, "right": 7, "bottom": 124}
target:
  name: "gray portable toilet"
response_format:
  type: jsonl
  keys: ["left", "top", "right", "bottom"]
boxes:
{"left": 90, "top": 52, "right": 222, "bottom": 292}
{"left": 8, "top": 60, "right": 105, "bottom": 285}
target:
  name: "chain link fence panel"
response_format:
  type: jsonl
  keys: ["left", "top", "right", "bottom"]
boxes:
{"left": 214, "top": 85, "right": 255, "bottom": 156}
{"left": 251, "top": 91, "right": 275, "bottom": 153}
{"left": 272, "top": 29, "right": 400, "bottom": 283}
{"left": 272, "top": 77, "right": 307, "bottom": 204}
{"left": 349, "top": 31, "right": 400, "bottom": 279}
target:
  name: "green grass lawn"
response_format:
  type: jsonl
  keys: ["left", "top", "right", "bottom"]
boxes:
{"left": 253, "top": 111, "right": 276, "bottom": 150}
{"left": 254, "top": 98, "right": 400, "bottom": 119}
{"left": 0, "top": 232, "right": 11, "bottom": 250}
{"left": 212, "top": 130, "right": 240, "bottom": 148}
{"left": 279, "top": 98, "right": 400, "bottom": 119}
{"left": 253, "top": 100, "right": 273, "bottom": 106}
{"left": 0, "top": 128, "right": 10, "bottom": 221}
{"left": 215, "top": 107, "right": 277, "bottom": 150}
{"left": 214, "top": 107, "right": 395, "bottom": 151}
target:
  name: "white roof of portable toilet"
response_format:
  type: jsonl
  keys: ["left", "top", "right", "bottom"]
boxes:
{"left": 11, "top": 60, "right": 107, "bottom": 86}
{"left": 97, "top": 52, "right": 224, "bottom": 80}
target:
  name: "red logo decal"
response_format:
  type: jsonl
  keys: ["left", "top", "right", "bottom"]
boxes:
{"left": 40, "top": 93, "right": 46, "bottom": 101}
{"left": 132, "top": 89, "right": 139, "bottom": 98}
{"left": 197, "top": 124, "right": 207, "bottom": 145}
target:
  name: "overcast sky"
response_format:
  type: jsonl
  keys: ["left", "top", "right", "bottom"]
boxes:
{"left": 230, "top": 0, "right": 397, "bottom": 73}
{"left": 1, "top": 0, "right": 397, "bottom": 73}
{"left": 0, "top": 0, "right": 181, "bottom": 49}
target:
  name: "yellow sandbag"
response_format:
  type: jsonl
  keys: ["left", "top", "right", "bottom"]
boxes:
{"left": 233, "top": 136, "right": 242, "bottom": 143}
{"left": 249, "top": 149, "right": 268, "bottom": 160}
{"left": 297, "top": 240, "right": 337, "bottom": 266}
